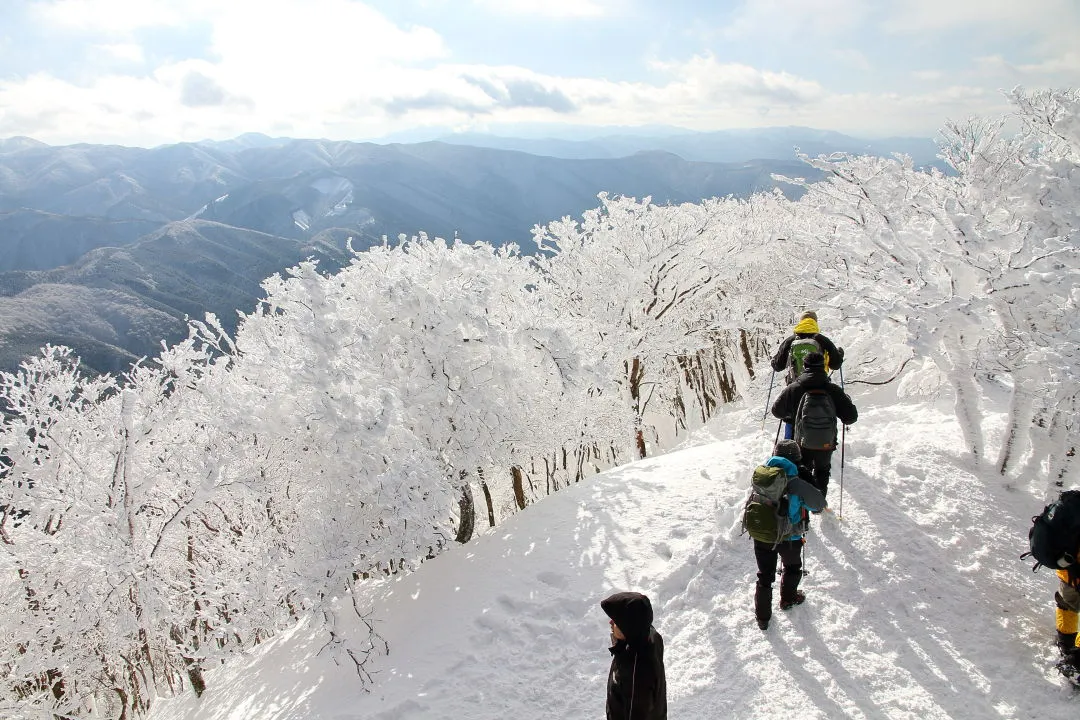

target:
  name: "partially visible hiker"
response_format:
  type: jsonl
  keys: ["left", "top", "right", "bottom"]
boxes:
{"left": 770, "top": 352, "right": 858, "bottom": 497}
{"left": 1022, "top": 490, "right": 1080, "bottom": 684}
{"left": 601, "top": 591, "right": 667, "bottom": 720}
{"left": 743, "top": 440, "right": 827, "bottom": 630}
{"left": 770, "top": 310, "right": 844, "bottom": 384}
{"left": 1054, "top": 565, "right": 1080, "bottom": 683}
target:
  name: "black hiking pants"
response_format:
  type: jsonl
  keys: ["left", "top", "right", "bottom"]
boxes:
{"left": 753, "top": 539, "right": 803, "bottom": 623}
{"left": 799, "top": 447, "right": 834, "bottom": 497}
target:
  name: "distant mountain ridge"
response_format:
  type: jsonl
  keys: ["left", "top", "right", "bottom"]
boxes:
{"left": 0, "top": 131, "right": 843, "bottom": 373}
{"left": 380, "top": 125, "right": 944, "bottom": 168}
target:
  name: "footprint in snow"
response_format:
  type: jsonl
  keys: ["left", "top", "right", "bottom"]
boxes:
{"left": 654, "top": 542, "right": 673, "bottom": 560}
{"left": 536, "top": 571, "right": 568, "bottom": 589}
{"left": 896, "top": 463, "right": 927, "bottom": 480}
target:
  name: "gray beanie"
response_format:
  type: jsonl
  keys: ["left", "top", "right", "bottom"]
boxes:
{"left": 799, "top": 310, "right": 818, "bottom": 321}
{"left": 773, "top": 439, "right": 802, "bottom": 463}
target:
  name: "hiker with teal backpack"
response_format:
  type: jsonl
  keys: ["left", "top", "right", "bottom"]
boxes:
{"left": 742, "top": 440, "right": 827, "bottom": 630}
{"left": 771, "top": 352, "right": 857, "bottom": 498}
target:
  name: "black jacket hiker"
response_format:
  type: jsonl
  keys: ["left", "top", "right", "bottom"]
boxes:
{"left": 771, "top": 360, "right": 858, "bottom": 496}
{"left": 601, "top": 592, "right": 666, "bottom": 720}
{"left": 771, "top": 367, "right": 858, "bottom": 428}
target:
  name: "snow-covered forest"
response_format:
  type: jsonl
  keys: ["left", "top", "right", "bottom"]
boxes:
{"left": 2, "top": 87, "right": 1079, "bottom": 719}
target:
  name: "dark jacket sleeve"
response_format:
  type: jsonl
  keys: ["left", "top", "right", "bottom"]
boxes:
{"left": 771, "top": 385, "right": 798, "bottom": 422}
{"left": 829, "top": 385, "right": 858, "bottom": 425}
{"left": 607, "top": 635, "right": 666, "bottom": 720}
{"left": 789, "top": 477, "right": 826, "bottom": 512}
{"left": 816, "top": 334, "right": 843, "bottom": 370}
{"left": 771, "top": 336, "right": 794, "bottom": 372}
{"left": 629, "top": 634, "right": 665, "bottom": 720}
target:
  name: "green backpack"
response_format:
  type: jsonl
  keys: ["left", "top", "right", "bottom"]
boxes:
{"left": 787, "top": 336, "right": 823, "bottom": 382}
{"left": 741, "top": 465, "right": 795, "bottom": 545}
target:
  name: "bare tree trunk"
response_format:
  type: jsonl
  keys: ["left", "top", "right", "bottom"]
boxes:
{"left": 480, "top": 482, "right": 496, "bottom": 528}
{"left": 455, "top": 483, "right": 475, "bottom": 544}
{"left": 628, "top": 357, "right": 647, "bottom": 459}
{"left": 997, "top": 369, "right": 1033, "bottom": 476}
{"left": 511, "top": 466, "right": 528, "bottom": 510}
{"left": 739, "top": 328, "right": 755, "bottom": 378}
{"left": 938, "top": 327, "right": 984, "bottom": 464}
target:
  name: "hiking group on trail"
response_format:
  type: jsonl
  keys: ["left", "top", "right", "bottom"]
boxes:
{"left": 599, "top": 309, "right": 1080, "bottom": 711}
{"left": 600, "top": 310, "right": 857, "bottom": 718}
{"left": 744, "top": 310, "right": 857, "bottom": 629}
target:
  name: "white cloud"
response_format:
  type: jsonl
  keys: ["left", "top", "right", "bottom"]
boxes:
{"left": 0, "top": 3, "right": 1041, "bottom": 145}
{"left": 722, "top": 0, "right": 869, "bottom": 39}
{"left": 830, "top": 49, "right": 872, "bottom": 72}
{"left": 0, "top": 48, "right": 1013, "bottom": 146}
{"left": 0, "top": 1, "right": 452, "bottom": 145}
{"left": 471, "top": 0, "right": 609, "bottom": 18}
{"left": 198, "top": 0, "right": 447, "bottom": 112}
{"left": 648, "top": 55, "right": 827, "bottom": 106}
{"left": 32, "top": 0, "right": 193, "bottom": 34}
{"left": 95, "top": 43, "right": 145, "bottom": 63}
{"left": 885, "top": 0, "right": 1080, "bottom": 81}
{"left": 912, "top": 70, "right": 944, "bottom": 82}
{"left": 884, "top": 0, "right": 1077, "bottom": 35}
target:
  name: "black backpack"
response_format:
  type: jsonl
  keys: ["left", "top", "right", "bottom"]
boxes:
{"left": 793, "top": 389, "right": 837, "bottom": 451}
{"left": 1023, "top": 490, "right": 1080, "bottom": 573}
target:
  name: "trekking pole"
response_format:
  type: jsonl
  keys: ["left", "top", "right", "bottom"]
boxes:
{"left": 838, "top": 365, "right": 846, "bottom": 519}
{"left": 839, "top": 423, "right": 846, "bottom": 520}
{"left": 774, "top": 420, "right": 783, "bottom": 446}
{"left": 761, "top": 370, "right": 777, "bottom": 430}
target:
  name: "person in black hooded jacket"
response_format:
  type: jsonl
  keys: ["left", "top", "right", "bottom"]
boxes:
{"left": 600, "top": 591, "right": 666, "bottom": 720}
{"left": 771, "top": 352, "right": 858, "bottom": 497}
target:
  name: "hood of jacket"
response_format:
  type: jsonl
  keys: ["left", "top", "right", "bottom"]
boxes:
{"left": 602, "top": 591, "right": 654, "bottom": 649}
{"left": 765, "top": 456, "right": 799, "bottom": 477}
{"left": 793, "top": 317, "right": 820, "bottom": 335}
{"left": 794, "top": 368, "right": 830, "bottom": 389}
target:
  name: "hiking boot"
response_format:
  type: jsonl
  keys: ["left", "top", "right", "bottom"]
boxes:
{"left": 1057, "top": 658, "right": 1080, "bottom": 686}
{"left": 1057, "top": 630, "right": 1078, "bottom": 656}
{"left": 754, "top": 583, "right": 772, "bottom": 630}
{"left": 779, "top": 591, "right": 806, "bottom": 610}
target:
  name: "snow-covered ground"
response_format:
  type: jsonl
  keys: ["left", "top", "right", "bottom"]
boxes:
{"left": 146, "top": 382, "right": 1075, "bottom": 719}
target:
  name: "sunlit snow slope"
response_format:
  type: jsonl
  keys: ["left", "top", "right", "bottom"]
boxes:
{"left": 147, "top": 380, "right": 1075, "bottom": 720}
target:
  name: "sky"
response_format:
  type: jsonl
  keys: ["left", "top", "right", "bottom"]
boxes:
{"left": 141, "top": 364, "right": 1076, "bottom": 719}
{"left": 1, "top": 0, "right": 1079, "bottom": 146}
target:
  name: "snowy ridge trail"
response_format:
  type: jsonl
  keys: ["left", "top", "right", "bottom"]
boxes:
{"left": 147, "top": 395, "right": 1076, "bottom": 720}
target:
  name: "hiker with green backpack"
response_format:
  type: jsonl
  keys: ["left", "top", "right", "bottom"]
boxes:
{"left": 770, "top": 310, "right": 845, "bottom": 384}
{"left": 771, "top": 352, "right": 858, "bottom": 498}
{"left": 743, "top": 440, "right": 827, "bottom": 630}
